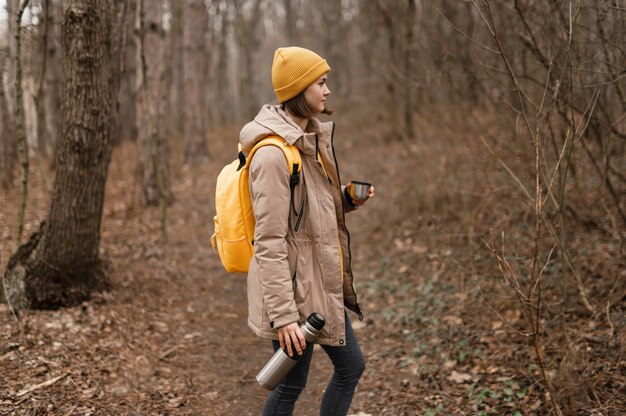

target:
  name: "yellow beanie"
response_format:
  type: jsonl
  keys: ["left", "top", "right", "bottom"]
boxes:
{"left": 272, "top": 47, "right": 331, "bottom": 103}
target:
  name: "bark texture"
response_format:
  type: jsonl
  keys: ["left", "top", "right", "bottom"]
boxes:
{"left": 3, "top": 0, "right": 114, "bottom": 310}
{"left": 182, "top": 0, "right": 209, "bottom": 164}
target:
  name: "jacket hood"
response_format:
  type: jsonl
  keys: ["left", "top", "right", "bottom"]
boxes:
{"left": 239, "top": 104, "right": 330, "bottom": 153}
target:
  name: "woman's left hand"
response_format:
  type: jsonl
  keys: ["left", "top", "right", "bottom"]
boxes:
{"left": 352, "top": 185, "right": 375, "bottom": 206}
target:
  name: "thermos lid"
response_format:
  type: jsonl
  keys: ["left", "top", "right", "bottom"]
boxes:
{"left": 307, "top": 313, "right": 325, "bottom": 331}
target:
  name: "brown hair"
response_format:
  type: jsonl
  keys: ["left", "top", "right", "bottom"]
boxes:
{"left": 283, "top": 91, "right": 334, "bottom": 119}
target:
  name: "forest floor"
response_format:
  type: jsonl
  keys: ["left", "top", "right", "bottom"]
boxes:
{"left": 1, "top": 115, "right": 624, "bottom": 415}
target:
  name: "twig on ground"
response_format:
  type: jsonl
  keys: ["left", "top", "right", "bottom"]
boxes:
{"left": 159, "top": 345, "right": 180, "bottom": 360}
{"left": 605, "top": 301, "right": 614, "bottom": 339}
{"left": 239, "top": 370, "right": 255, "bottom": 383}
{"left": 63, "top": 405, "right": 77, "bottom": 416}
{"left": 15, "top": 372, "right": 69, "bottom": 398}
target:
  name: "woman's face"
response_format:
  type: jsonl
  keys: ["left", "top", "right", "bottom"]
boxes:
{"left": 304, "top": 74, "right": 331, "bottom": 114}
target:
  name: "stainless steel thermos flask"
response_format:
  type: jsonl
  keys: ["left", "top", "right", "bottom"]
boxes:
{"left": 256, "top": 313, "right": 325, "bottom": 390}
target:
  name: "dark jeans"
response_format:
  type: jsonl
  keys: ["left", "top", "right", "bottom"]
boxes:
{"left": 262, "top": 312, "right": 365, "bottom": 416}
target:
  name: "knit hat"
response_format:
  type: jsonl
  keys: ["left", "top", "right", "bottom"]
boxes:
{"left": 272, "top": 47, "right": 331, "bottom": 103}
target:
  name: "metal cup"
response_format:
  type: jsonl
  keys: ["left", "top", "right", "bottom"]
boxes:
{"left": 349, "top": 181, "right": 372, "bottom": 202}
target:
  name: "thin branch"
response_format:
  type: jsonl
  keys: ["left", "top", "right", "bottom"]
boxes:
{"left": 428, "top": 0, "right": 500, "bottom": 54}
{"left": 480, "top": 136, "right": 533, "bottom": 202}
{"left": 478, "top": 0, "right": 535, "bottom": 142}
{"left": 532, "top": 243, "right": 557, "bottom": 300}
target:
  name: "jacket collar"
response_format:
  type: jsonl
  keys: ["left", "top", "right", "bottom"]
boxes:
{"left": 239, "top": 104, "right": 332, "bottom": 155}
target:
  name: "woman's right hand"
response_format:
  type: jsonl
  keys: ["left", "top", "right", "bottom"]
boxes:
{"left": 277, "top": 322, "right": 307, "bottom": 357}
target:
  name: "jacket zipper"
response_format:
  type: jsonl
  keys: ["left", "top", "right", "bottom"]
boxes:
{"left": 293, "top": 148, "right": 305, "bottom": 232}
{"left": 329, "top": 123, "right": 363, "bottom": 321}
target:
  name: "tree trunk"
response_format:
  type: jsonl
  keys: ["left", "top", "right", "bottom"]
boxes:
{"left": 376, "top": 0, "right": 400, "bottom": 136}
{"left": 234, "top": 0, "right": 261, "bottom": 121}
{"left": 2, "top": 0, "right": 114, "bottom": 311}
{"left": 115, "top": 4, "right": 137, "bottom": 144}
{"left": 182, "top": 0, "right": 209, "bottom": 164}
{"left": 402, "top": 0, "right": 416, "bottom": 141}
{"left": 34, "top": 0, "right": 50, "bottom": 161}
{"left": 214, "top": 4, "right": 230, "bottom": 125}
{"left": 1, "top": 49, "right": 17, "bottom": 189}
{"left": 4, "top": 0, "right": 17, "bottom": 115}
{"left": 14, "top": 0, "right": 30, "bottom": 248}
{"left": 42, "top": 0, "right": 63, "bottom": 164}
{"left": 1, "top": 0, "right": 18, "bottom": 189}
{"left": 167, "top": 0, "right": 184, "bottom": 140}
{"left": 136, "top": 0, "right": 170, "bottom": 205}
{"left": 323, "top": 0, "right": 350, "bottom": 95}
{"left": 284, "top": 0, "right": 298, "bottom": 45}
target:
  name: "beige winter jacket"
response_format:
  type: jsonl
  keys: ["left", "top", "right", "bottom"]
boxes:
{"left": 240, "top": 104, "right": 362, "bottom": 347}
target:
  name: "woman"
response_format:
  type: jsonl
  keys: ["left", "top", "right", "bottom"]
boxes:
{"left": 240, "top": 46, "right": 374, "bottom": 415}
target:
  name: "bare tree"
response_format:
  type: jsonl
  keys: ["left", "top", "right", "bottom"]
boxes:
{"left": 234, "top": 0, "right": 262, "bottom": 121}
{"left": 0, "top": 49, "right": 17, "bottom": 189}
{"left": 115, "top": 3, "right": 137, "bottom": 144}
{"left": 1, "top": 0, "right": 19, "bottom": 189}
{"left": 182, "top": 0, "right": 209, "bottom": 164}
{"left": 31, "top": 0, "right": 53, "bottom": 193}
{"left": 213, "top": 2, "right": 231, "bottom": 124}
{"left": 33, "top": 0, "right": 50, "bottom": 161}
{"left": 14, "top": 0, "right": 31, "bottom": 248}
{"left": 135, "top": 0, "right": 170, "bottom": 204}
{"left": 3, "top": 0, "right": 122, "bottom": 311}
{"left": 322, "top": 0, "right": 350, "bottom": 95}
{"left": 166, "top": 0, "right": 184, "bottom": 139}
{"left": 41, "top": 0, "right": 63, "bottom": 163}
{"left": 402, "top": 0, "right": 417, "bottom": 141}
{"left": 138, "top": 0, "right": 169, "bottom": 238}
{"left": 372, "top": 0, "right": 415, "bottom": 138}
{"left": 283, "top": 0, "right": 299, "bottom": 45}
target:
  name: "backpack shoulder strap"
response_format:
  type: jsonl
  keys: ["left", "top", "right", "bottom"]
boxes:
{"left": 244, "top": 135, "right": 304, "bottom": 224}
{"left": 245, "top": 135, "right": 301, "bottom": 176}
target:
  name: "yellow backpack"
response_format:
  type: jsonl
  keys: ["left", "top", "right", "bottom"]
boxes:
{"left": 211, "top": 136, "right": 302, "bottom": 272}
